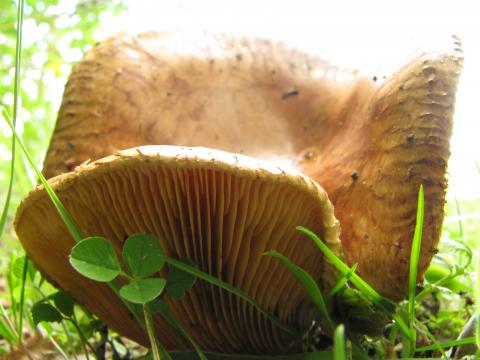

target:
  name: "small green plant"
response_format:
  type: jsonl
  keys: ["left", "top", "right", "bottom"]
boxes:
{"left": 32, "top": 291, "right": 94, "bottom": 357}
{"left": 69, "top": 233, "right": 199, "bottom": 360}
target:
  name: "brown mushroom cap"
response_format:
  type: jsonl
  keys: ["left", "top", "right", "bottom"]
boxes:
{"left": 41, "top": 32, "right": 463, "bottom": 299}
{"left": 15, "top": 145, "right": 340, "bottom": 354}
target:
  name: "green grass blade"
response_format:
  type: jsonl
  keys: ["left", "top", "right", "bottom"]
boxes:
{"left": 164, "top": 256, "right": 296, "bottom": 335}
{"left": 157, "top": 342, "right": 173, "bottom": 360}
{"left": 45, "top": 333, "right": 69, "bottom": 360}
{"left": 476, "top": 249, "right": 480, "bottom": 350}
{"left": 413, "top": 318, "right": 447, "bottom": 357}
{"left": 453, "top": 196, "right": 464, "bottom": 238}
{"left": 154, "top": 300, "right": 207, "bottom": 360}
{"left": 328, "top": 264, "right": 357, "bottom": 300}
{"left": 333, "top": 324, "right": 346, "bottom": 360}
{"left": 350, "top": 342, "right": 370, "bottom": 360}
{"left": 0, "top": 304, "right": 17, "bottom": 344}
{"left": 296, "top": 227, "right": 386, "bottom": 305}
{"left": 296, "top": 226, "right": 411, "bottom": 340}
{"left": 2, "top": 110, "right": 83, "bottom": 243}
{"left": 408, "top": 185, "right": 424, "bottom": 321}
{"left": 414, "top": 336, "right": 476, "bottom": 352}
{"left": 264, "top": 250, "right": 334, "bottom": 331}
{"left": 0, "top": 316, "right": 17, "bottom": 345}
{"left": 17, "top": 256, "right": 28, "bottom": 341}
{"left": 6, "top": 256, "right": 19, "bottom": 334}
{"left": 0, "top": 0, "right": 24, "bottom": 238}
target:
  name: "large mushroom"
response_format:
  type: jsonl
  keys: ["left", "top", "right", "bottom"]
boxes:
{"left": 15, "top": 32, "right": 463, "bottom": 353}
{"left": 16, "top": 146, "right": 340, "bottom": 353}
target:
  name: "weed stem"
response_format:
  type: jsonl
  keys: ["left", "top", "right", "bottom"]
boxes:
{"left": 143, "top": 303, "right": 161, "bottom": 360}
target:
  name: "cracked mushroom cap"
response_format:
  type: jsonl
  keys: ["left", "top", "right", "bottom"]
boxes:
{"left": 15, "top": 146, "right": 340, "bottom": 354}
{"left": 41, "top": 32, "right": 463, "bottom": 300}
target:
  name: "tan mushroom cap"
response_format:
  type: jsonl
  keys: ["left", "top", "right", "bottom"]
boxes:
{"left": 15, "top": 145, "right": 340, "bottom": 354}
{"left": 42, "top": 32, "right": 463, "bottom": 299}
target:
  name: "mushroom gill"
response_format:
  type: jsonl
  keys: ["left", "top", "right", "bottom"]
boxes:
{"left": 15, "top": 146, "right": 340, "bottom": 354}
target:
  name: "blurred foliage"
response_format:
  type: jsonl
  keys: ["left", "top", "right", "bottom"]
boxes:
{"left": 0, "top": 0, "right": 125, "bottom": 246}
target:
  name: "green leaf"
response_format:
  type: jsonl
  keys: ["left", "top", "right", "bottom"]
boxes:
{"left": 12, "top": 255, "right": 35, "bottom": 281}
{"left": 32, "top": 303, "right": 63, "bottom": 326}
{"left": 122, "top": 233, "right": 165, "bottom": 278}
{"left": 53, "top": 291, "right": 74, "bottom": 317}
{"left": 120, "top": 278, "right": 166, "bottom": 304}
{"left": 166, "top": 259, "right": 197, "bottom": 299}
{"left": 333, "top": 324, "right": 346, "bottom": 360}
{"left": 263, "top": 250, "right": 333, "bottom": 331}
{"left": 69, "top": 237, "right": 121, "bottom": 282}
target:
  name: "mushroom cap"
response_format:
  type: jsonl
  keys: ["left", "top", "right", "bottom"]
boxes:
{"left": 15, "top": 145, "right": 340, "bottom": 354}
{"left": 41, "top": 32, "right": 463, "bottom": 299}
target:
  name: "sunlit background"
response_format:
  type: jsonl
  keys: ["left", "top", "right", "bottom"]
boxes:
{"left": 1, "top": 0, "right": 479, "bottom": 202}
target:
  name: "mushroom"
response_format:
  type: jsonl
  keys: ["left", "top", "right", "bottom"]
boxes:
{"left": 15, "top": 32, "right": 463, "bottom": 352}
{"left": 15, "top": 146, "right": 340, "bottom": 354}
{"left": 42, "top": 32, "right": 463, "bottom": 299}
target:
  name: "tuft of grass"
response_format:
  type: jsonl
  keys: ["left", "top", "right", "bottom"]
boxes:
{"left": 296, "top": 226, "right": 411, "bottom": 339}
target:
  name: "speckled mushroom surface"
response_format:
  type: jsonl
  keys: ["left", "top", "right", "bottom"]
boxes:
{"left": 40, "top": 32, "right": 463, "bottom": 300}
{"left": 16, "top": 146, "right": 340, "bottom": 354}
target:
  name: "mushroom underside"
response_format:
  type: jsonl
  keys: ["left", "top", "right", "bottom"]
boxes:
{"left": 15, "top": 146, "right": 340, "bottom": 355}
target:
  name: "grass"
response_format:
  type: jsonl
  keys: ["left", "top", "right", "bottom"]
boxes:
{"left": 1, "top": 0, "right": 480, "bottom": 358}
{"left": 0, "top": 0, "right": 22, "bottom": 240}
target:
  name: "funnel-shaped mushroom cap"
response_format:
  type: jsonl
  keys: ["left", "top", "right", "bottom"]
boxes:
{"left": 16, "top": 146, "right": 340, "bottom": 354}
{"left": 41, "top": 32, "right": 462, "bottom": 299}
{"left": 307, "top": 42, "right": 464, "bottom": 299}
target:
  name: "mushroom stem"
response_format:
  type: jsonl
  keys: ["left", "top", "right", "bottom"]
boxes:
{"left": 143, "top": 303, "right": 161, "bottom": 360}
